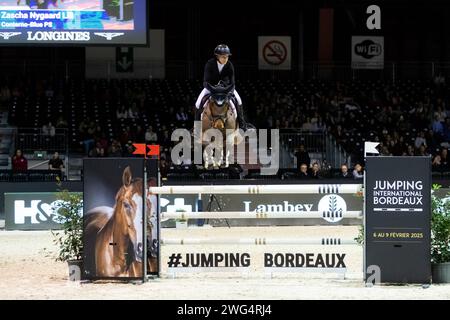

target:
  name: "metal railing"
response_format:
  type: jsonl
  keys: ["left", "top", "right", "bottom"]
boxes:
{"left": 279, "top": 129, "right": 326, "bottom": 168}
{"left": 278, "top": 129, "right": 351, "bottom": 169}
{"left": 1, "top": 59, "right": 449, "bottom": 81}
{"left": 15, "top": 128, "right": 68, "bottom": 155}
{"left": 325, "top": 134, "right": 352, "bottom": 169}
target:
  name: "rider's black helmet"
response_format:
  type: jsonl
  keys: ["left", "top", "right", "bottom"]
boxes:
{"left": 214, "top": 44, "right": 232, "bottom": 56}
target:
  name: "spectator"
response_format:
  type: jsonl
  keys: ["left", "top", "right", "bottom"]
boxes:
{"left": 42, "top": 122, "right": 55, "bottom": 137}
{"left": 297, "top": 163, "right": 310, "bottom": 179}
{"left": 434, "top": 72, "right": 446, "bottom": 87}
{"left": 414, "top": 131, "right": 427, "bottom": 150}
{"left": 12, "top": 149, "right": 27, "bottom": 172}
{"left": 443, "top": 118, "right": 450, "bottom": 141}
{"left": 56, "top": 116, "right": 68, "bottom": 128}
{"left": 48, "top": 152, "right": 64, "bottom": 171}
{"left": 294, "top": 145, "right": 310, "bottom": 170}
{"left": 310, "top": 162, "right": 321, "bottom": 179}
{"left": 432, "top": 155, "right": 442, "bottom": 172}
{"left": 353, "top": 163, "right": 364, "bottom": 179}
{"left": 116, "top": 106, "right": 127, "bottom": 119}
{"left": 176, "top": 107, "right": 189, "bottom": 122}
{"left": 301, "top": 117, "right": 315, "bottom": 131}
{"left": 416, "top": 144, "right": 429, "bottom": 156}
{"left": 336, "top": 164, "right": 353, "bottom": 179}
{"left": 108, "top": 140, "right": 123, "bottom": 157}
{"left": 440, "top": 148, "right": 450, "bottom": 172}
{"left": 160, "top": 158, "right": 169, "bottom": 179}
{"left": 128, "top": 103, "right": 139, "bottom": 119}
{"left": 145, "top": 126, "right": 158, "bottom": 144}
{"left": 405, "top": 145, "right": 415, "bottom": 156}
{"left": 89, "top": 142, "right": 105, "bottom": 157}
{"left": 45, "top": 86, "right": 54, "bottom": 98}
{"left": 432, "top": 115, "right": 444, "bottom": 135}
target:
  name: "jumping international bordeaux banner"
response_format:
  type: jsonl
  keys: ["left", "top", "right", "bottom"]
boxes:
{"left": 365, "top": 156, "right": 431, "bottom": 284}
{"left": 83, "top": 158, "right": 147, "bottom": 280}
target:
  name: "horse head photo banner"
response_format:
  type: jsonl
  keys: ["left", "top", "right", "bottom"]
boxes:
{"left": 83, "top": 158, "right": 147, "bottom": 280}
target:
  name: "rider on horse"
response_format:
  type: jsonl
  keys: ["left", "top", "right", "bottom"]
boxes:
{"left": 195, "top": 44, "right": 247, "bottom": 130}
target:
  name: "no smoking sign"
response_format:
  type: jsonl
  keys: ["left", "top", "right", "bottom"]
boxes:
{"left": 258, "top": 36, "right": 291, "bottom": 70}
{"left": 263, "top": 40, "right": 287, "bottom": 65}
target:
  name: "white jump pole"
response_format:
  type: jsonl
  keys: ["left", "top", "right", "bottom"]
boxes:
{"left": 161, "top": 237, "right": 359, "bottom": 246}
{"left": 161, "top": 211, "right": 363, "bottom": 220}
{"left": 150, "top": 184, "right": 362, "bottom": 195}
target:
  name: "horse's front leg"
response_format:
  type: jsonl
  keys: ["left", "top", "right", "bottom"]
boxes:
{"left": 203, "top": 147, "right": 210, "bottom": 169}
{"left": 224, "top": 132, "right": 235, "bottom": 168}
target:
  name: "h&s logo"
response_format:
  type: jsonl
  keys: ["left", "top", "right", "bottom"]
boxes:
{"left": 14, "top": 200, "right": 63, "bottom": 225}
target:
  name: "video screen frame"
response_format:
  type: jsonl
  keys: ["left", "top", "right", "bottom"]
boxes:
{"left": 0, "top": 0, "right": 149, "bottom": 46}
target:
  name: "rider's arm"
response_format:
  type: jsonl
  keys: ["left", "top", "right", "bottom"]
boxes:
{"left": 203, "top": 59, "right": 215, "bottom": 88}
{"left": 228, "top": 61, "right": 236, "bottom": 92}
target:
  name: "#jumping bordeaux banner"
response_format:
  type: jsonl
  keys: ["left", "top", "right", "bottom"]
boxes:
{"left": 365, "top": 156, "right": 431, "bottom": 284}
{"left": 83, "top": 158, "right": 158, "bottom": 280}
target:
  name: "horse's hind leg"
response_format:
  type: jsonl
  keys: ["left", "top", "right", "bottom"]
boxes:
{"left": 203, "top": 148, "right": 209, "bottom": 169}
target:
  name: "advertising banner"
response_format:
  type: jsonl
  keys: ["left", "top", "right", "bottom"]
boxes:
{"left": 5, "top": 192, "right": 68, "bottom": 230}
{"left": 0, "top": 1, "right": 148, "bottom": 45}
{"left": 365, "top": 156, "right": 431, "bottom": 284}
{"left": 83, "top": 158, "right": 145, "bottom": 280}
{"left": 160, "top": 190, "right": 364, "bottom": 226}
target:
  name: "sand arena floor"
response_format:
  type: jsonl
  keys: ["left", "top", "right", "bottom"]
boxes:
{"left": 0, "top": 226, "right": 449, "bottom": 300}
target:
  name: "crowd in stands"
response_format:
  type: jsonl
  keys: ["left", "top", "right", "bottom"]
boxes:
{"left": 3, "top": 77, "right": 450, "bottom": 178}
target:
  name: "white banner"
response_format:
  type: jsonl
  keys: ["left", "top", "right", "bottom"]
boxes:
{"left": 351, "top": 36, "right": 384, "bottom": 69}
{"left": 258, "top": 36, "right": 291, "bottom": 70}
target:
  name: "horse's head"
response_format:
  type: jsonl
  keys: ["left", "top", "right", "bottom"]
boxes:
{"left": 114, "top": 166, "right": 144, "bottom": 263}
{"left": 209, "top": 92, "right": 230, "bottom": 108}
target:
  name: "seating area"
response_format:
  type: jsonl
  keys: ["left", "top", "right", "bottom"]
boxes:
{"left": 5, "top": 78, "right": 447, "bottom": 171}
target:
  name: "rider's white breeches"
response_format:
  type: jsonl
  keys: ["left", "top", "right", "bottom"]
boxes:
{"left": 195, "top": 88, "right": 242, "bottom": 109}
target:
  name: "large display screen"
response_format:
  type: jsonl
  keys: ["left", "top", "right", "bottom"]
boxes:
{"left": 0, "top": 0, "right": 148, "bottom": 45}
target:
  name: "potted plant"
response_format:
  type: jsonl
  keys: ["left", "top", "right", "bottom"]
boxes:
{"left": 431, "top": 184, "right": 450, "bottom": 283}
{"left": 51, "top": 188, "right": 84, "bottom": 281}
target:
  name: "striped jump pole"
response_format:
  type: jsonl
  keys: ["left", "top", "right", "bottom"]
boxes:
{"left": 150, "top": 184, "right": 363, "bottom": 195}
{"left": 161, "top": 237, "right": 359, "bottom": 246}
{"left": 161, "top": 211, "right": 363, "bottom": 220}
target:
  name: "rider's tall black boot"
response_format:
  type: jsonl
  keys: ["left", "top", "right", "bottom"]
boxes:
{"left": 236, "top": 104, "right": 247, "bottom": 131}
